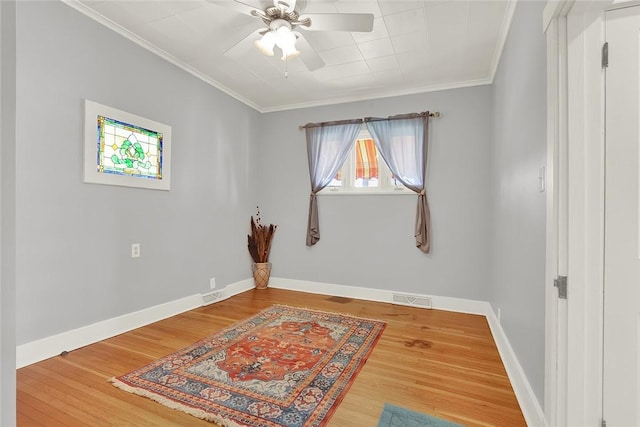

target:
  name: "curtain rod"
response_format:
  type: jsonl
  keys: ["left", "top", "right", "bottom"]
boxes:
{"left": 299, "top": 111, "right": 440, "bottom": 130}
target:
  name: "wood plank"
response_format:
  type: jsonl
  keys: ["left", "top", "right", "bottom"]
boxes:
{"left": 17, "top": 288, "right": 525, "bottom": 426}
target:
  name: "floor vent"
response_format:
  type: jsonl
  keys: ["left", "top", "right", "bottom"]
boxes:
{"left": 202, "top": 290, "right": 224, "bottom": 306}
{"left": 392, "top": 293, "right": 433, "bottom": 309}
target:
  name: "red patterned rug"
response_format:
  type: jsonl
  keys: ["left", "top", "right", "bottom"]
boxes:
{"left": 111, "top": 304, "right": 386, "bottom": 426}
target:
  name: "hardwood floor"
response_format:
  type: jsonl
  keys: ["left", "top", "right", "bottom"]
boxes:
{"left": 17, "top": 288, "right": 526, "bottom": 426}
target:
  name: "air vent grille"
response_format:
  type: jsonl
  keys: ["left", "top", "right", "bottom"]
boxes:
{"left": 202, "top": 290, "right": 224, "bottom": 306}
{"left": 392, "top": 293, "right": 432, "bottom": 309}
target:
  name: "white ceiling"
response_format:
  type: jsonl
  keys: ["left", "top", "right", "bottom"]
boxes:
{"left": 65, "top": 0, "right": 515, "bottom": 112}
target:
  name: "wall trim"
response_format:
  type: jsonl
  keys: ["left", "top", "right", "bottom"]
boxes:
{"left": 544, "top": 6, "right": 567, "bottom": 426}
{"left": 268, "top": 277, "right": 489, "bottom": 315}
{"left": 16, "top": 294, "right": 203, "bottom": 368}
{"left": 201, "top": 279, "right": 255, "bottom": 305}
{"left": 259, "top": 78, "right": 492, "bottom": 113}
{"left": 16, "top": 279, "right": 257, "bottom": 369}
{"left": 60, "top": 0, "right": 262, "bottom": 112}
{"left": 16, "top": 276, "right": 545, "bottom": 426}
{"left": 489, "top": 0, "right": 518, "bottom": 83}
{"left": 486, "top": 306, "right": 547, "bottom": 427}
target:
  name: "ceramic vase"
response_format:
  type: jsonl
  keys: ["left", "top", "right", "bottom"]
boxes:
{"left": 252, "top": 262, "right": 271, "bottom": 289}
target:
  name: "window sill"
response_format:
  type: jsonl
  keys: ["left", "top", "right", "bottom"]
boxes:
{"left": 318, "top": 189, "right": 415, "bottom": 196}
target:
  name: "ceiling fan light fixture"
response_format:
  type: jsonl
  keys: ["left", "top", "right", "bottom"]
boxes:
{"left": 274, "top": 25, "right": 299, "bottom": 61}
{"left": 274, "top": 25, "right": 294, "bottom": 47}
{"left": 254, "top": 31, "right": 276, "bottom": 56}
{"left": 227, "top": 0, "right": 374, "bottom": 71}
{"left": 281, "top": 47, "right": 300, "bottom": 61}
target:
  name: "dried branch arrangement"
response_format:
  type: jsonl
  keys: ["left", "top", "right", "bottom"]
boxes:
{"left": 247, "top": 207, "right": 277, "bottom": 263}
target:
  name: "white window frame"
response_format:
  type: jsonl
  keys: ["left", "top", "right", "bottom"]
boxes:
{"left": 319, "top": 126, "right": 413, "bottom": 196}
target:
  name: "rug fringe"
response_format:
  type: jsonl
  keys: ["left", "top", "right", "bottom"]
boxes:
{"left": 109, "top": 377, "right": 246, "bottom": 427}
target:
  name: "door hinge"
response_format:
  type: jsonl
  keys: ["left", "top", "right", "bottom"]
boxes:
{"left": 554, "top": 275, "right": 568, "bottom": 299}
{"left": 601, "top": 419, "right": 606, "bottom": 427}
{"left": 602, "top": 42, "right": 609, "bottom": 68}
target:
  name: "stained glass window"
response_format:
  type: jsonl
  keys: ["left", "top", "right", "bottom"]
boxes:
{"left": 97, "top": 115, "right": 163, "bottom": 180}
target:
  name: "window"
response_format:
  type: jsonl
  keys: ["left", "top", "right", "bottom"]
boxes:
{"left": 322, "top": 127, "right": 410, "bottom": 194}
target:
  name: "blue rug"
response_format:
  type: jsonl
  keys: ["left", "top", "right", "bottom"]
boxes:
{"left": 378, "top": 403, "right": 465, "bottom": 427}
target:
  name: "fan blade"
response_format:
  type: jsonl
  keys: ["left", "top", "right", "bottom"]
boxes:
{"left": 294, "top": 32, "right": 324, "bottom": 71}
{"left": 299, "top": 13, "right": 374, "bottom": 32}
{"left": 208, "top": 0, "right": 262, "bottom": 17}
{"left": 224, "top": 28, "right": 263, "bottom": 59}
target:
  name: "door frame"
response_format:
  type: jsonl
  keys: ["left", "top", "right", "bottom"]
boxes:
{"left": 544, "top": 1, "right": 622, "bottom": 425}
{"left": 543, "top": 3, "right": 568, "bottom": 425}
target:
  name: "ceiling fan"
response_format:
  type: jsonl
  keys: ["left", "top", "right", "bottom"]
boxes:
{"left": 218, "top": 0, "right": 374, "bottom": 71}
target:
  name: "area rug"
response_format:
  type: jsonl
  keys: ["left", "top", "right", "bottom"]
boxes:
{"left": 378, "top": 403, "right": 465, "bottom": 427}
{"left": 111, "top": 304, "right": 386, "bottom": 427}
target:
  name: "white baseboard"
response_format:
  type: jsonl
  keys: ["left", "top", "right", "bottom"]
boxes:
{"left": 16, "top": 293, "right": 204, "bottom": 369}
{"left": 16, "top": 276, "right": 545, "bottom": 427}
{"left": 16, "top": 279, "right": 258, "bottom": 369}
{"left": 268, "top": 277, "right": 490, "bottom": 315}
{"left": 485, "top": 306, "right": 547, "bottom": 426}
{"left": 16, "top": 294, "right": 204, "bottom": 368}
{"left": 201, "top": 279, "right": 255, "bottom": 305}
{"left": 269, "top": 277, "right": 545, "bottom": 427}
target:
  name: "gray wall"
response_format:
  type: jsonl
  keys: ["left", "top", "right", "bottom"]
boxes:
{"left": 490, "top": 0, "right": 547, "bottom": 404}
{"left": 256, "top": 86, "right": 493, "bottom": 300}
{"left": 15, "top": 1, "right": 259, "bottom": 345}
{"left": 1, "top": 1, "right": 17, "bottom": 424}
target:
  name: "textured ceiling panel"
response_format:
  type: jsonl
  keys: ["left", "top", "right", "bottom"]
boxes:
{"left": 66, "top": 0, "right": 515, "bottom": 112}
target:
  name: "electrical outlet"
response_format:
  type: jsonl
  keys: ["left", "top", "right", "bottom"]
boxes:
{"left": 131, "top": 243, "right": 140, "bottom": 258}
{"left": 210, "top": 277, "right": 216, "bottom": 289}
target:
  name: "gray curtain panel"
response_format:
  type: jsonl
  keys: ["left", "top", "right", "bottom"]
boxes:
{"left": 304, "top": 120, "right": 362, "bottom": 246}
{"left": 365, "top": 113, "right": 431, "bottom": 253}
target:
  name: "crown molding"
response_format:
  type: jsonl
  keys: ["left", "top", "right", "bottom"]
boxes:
{"left": 60, "top": 0, "right": 262, "bottom": 112}
{"left": 488, "top": 0, "right": 519, "bottom": 84}
{"left": 61, "top": 0, "right": 512, "bottom": 114}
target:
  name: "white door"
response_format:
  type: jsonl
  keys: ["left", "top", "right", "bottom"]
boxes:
{"left": 604, "top": 6, "right": 640, "bottom": 426}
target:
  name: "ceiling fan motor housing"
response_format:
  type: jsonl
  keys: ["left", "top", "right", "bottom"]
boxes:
{"left": 269, "top": 18, "right": 292, "bottom": 32}
{"left": 258, "top": 2, "right": 310, "bottom": 29}
{"left": 265, "top": 6, "right": 297, "bottom": 22}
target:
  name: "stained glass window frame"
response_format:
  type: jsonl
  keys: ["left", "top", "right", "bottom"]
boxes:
{"left": 83, "top": 99, "right": 172, "bottom": 190}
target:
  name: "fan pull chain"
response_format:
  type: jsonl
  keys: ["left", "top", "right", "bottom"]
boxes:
{"left": 285, "top": 60, "right": 288, "bottom": 79}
